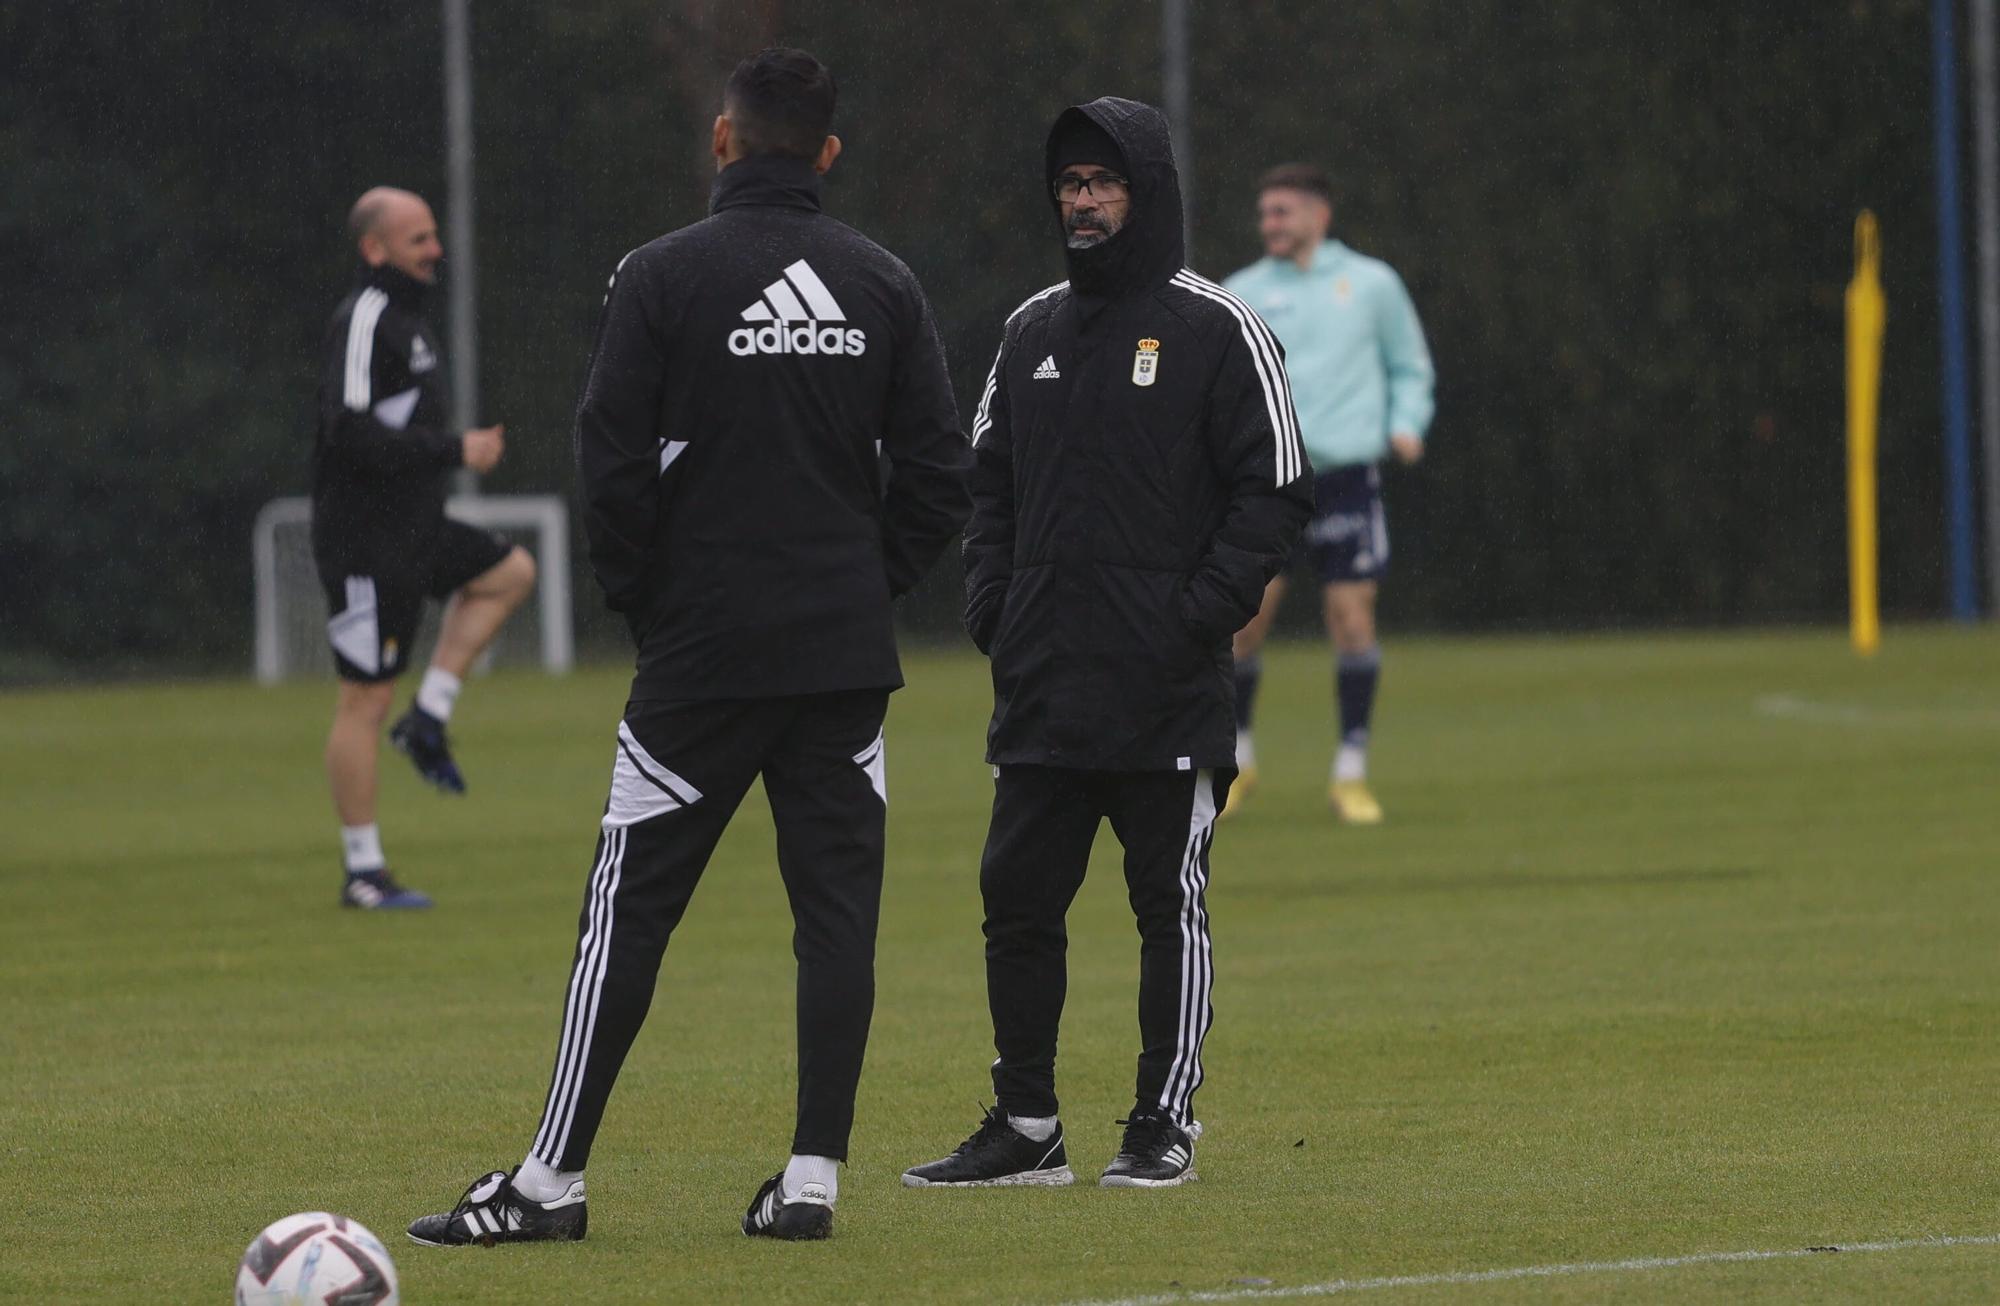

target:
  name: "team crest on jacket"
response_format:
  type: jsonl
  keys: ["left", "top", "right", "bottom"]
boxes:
{"left": 409, "top": 336, "right": 438, "bottom": 373}
{"left": 1131, "top": 338, "right": 1160, "bottom": 387}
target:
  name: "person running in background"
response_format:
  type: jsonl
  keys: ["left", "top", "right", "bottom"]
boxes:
{"left": 313, "top": 186, "right": 535, "bottom": 908}
{"left": 1222, "top": 164, "right": 1434, "bottom": 824}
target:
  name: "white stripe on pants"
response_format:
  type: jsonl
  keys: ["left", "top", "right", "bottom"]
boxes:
{"left": 530, "top": 825, "right": 627, "bottom": 1165}
{"left": 1158, "top": 769, "right": 1216, "bottom": 1124}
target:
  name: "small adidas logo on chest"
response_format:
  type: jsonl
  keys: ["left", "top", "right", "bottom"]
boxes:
{"left": 1032, "top": 355, "right": 1061, "bottom": 380}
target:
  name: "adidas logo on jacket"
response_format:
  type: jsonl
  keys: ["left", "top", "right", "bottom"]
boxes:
{"left": 727, "top": 259, "right": 869, "bottom": 356}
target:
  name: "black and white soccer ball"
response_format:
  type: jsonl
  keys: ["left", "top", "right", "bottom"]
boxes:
{"left": 234, "top": 1212, "right": 399, "bottom": 1305}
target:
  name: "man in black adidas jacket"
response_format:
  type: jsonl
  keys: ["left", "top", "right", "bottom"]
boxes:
{"left": 904, "top": 98, "right": 1312, "bottom": 1192}
{"left": 409, "top": 49, "right": 971, "bottom": 1247}
{"left": 313, "top": 187, "right": 536, "bottom": 913}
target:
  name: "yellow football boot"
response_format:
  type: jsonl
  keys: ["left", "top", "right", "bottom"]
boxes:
{"left": 1328, "top": 779, "right": 1384, "bottom": 825}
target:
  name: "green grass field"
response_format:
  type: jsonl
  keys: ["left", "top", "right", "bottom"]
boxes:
{"left": 4, "top": 628, "right": 1997, "bottom": 1304}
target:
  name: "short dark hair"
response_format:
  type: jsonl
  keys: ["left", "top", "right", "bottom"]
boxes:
{"left": 724, "top": 47, "right": 837, "bottom": 159}
{"left": 1257, "top": 163, "right": 1333, "bottom": 203}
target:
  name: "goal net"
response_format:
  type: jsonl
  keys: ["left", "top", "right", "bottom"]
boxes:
{"left": 252, "top": 494, "right": 574, "bottom": 684}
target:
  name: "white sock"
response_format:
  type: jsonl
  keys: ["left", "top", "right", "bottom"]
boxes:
{"left": 782, "top": 1154, "right": 838, "bottom": 1202}
{"left": 415, "top": 667, "right": 462, "bottom": 722}
{"left": 1008, "top": 1114, "right": 1058, "bottom": 1142}
{"left": 1334, "top": 743, "right": 1367, "bottom": 783}
{"left": 341, "top": 823, "right": 385, "bottom": 874}
{"left": 1234, "top": 730, "right": 1256, "bottom": 770}
{"left": 513, "top": 1155, "right": 583, "bottom": 1204}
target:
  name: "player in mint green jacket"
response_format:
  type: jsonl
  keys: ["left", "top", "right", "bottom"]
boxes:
{"left": 1220, "top": 164, "right": 1434, "bottom": 823}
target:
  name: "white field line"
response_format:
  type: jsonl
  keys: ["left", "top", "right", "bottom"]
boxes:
{"left": 1056, "top": 1233, "right": 2000, "bottom": 1306}
{"left": 1754, "top": 693, "right": 2000, "bottom": 728}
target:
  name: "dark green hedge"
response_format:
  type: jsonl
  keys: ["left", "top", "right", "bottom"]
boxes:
{"left": 1, "top": 0, "right": 1953, "bottom": 678}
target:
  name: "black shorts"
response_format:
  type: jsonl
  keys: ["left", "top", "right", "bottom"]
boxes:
{"left": 318, "top": 519, "right": 512, "bottom": 683}
{"left": 1290, "top": 464, "right": 1389, "bottom": 585}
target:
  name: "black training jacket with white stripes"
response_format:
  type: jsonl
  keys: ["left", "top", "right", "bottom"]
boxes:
{"left": 575, "top": 153, "right": 973, "bottom": 702}
{"left": 965, "top": 97, "right": 1314, "bottom": 771}
{"left": 311, "top": 265, "right": 463, "bottom": 567}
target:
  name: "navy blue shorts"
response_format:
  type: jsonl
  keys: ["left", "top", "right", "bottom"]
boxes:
{"left": 1293, "top": 464, "right": 1389, "bottom": 585}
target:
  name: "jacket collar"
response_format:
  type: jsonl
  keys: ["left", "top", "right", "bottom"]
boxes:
{"left": 357, "top": 262, "right": 432, "bottom": 310}
{"left": 1309, "top": 238, "right": 1351, "bottom": 273}
{"left": 711, "top": 154, "right": 826, "bottom": 215}
{"left": 1267, "top": 239, "right": 1349, "bottom": 278}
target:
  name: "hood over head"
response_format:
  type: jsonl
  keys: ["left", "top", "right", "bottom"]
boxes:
{"left": 1045, "top": 97, "right": 1185, "bottom": 301}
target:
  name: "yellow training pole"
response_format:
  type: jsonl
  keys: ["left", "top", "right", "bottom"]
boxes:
{"left": 1847, "top": 211, "right": 1886, "bottom": 656}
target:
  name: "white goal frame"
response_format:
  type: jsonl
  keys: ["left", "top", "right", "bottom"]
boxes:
{"left": 252, "top": 494, "right": 574, "bottom": 684}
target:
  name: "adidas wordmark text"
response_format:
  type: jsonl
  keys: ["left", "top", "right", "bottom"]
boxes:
{"left": 728, "top": 258, "right": 869, "bottom": 357}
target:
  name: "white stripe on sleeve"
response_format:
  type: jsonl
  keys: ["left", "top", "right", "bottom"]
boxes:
{"left": 342, "top": 288, "right": 389, "bottom": 412}
{"left": 1171, "top": 271, "right": 1306, "bottom": 486}
{"left": 971, "top": 347, "right": 1002, "bottom": 445}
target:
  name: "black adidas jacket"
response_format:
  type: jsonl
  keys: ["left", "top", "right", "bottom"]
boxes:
{"left": 311, "top": 265, "right": 462, "bottom": 565}
{"left": 575, "top": 154, "right": 973, "bottom": 702}
{"left": 964, "top": 98, "right": 1313, "bottom": 771}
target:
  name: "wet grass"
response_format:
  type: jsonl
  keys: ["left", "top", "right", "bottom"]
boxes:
{"left": 4, "top": 626, "right": 1996, "bottom": 1303}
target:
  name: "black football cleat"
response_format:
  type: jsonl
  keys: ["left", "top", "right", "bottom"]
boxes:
{"left": 388, "top": 706, "right": 467, "bottom": 795}
{"left": 1099, "top": 1111, "right": 1200, "bottom": 1187}
{"left": 341, "top": 868, "right": 433, "bottom": 910}
{"left": 902, "top": 1106, "right": 1075, "bottom": 1187}
{"left": 742, "top": 1172, "right": 833, "bottom": 1240}
{"left": 407, "top": 1169, "right": 587, "bottom": 1247}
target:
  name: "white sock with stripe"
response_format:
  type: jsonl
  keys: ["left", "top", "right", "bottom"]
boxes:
{"left": 341, "top": 823, "right": 385, "bottom": 875}
{"left": 513, "top": 1154, "right": 582, "bottom": 1204}
{"left": 416, "top": 667, "right": 462, "bottom": 722}
{"left": 782, "top": 1154, "right": 838, "bottom": 1202}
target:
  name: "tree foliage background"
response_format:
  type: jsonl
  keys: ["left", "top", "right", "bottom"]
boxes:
{"left": 1, "top": 0, "right": 1957, "bottom": 679}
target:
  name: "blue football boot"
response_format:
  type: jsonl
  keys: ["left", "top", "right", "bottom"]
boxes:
{"left": 388, "top": 706, "right": 467, "bottom": 795}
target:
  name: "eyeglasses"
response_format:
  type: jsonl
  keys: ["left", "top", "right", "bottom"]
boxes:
{"left": 1053, "top": 172, "right": 1130, "bottom": 203}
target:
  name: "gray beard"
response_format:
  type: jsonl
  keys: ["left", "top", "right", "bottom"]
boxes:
{"left": 1065, "top": 212, "right": 1119, "bottom": 249}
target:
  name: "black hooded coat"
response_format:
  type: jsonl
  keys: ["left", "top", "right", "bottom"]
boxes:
{"left": 964, "top": 98, "right": 1314, "bottom": 771}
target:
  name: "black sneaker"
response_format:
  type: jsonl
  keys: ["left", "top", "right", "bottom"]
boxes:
{"left": 1099, "top": 1112, "right": 1200, "bottom": 1187}
{"left": 902, "top": 1106, "right": 1075, "bottom": 1187}
{"left": 389, "top": 706, "right": 466, "bottom": 795}
{"left": 341, "top": 869, "right": 433, "bottom": 910}
{"left": 742, "top": 1172, "right": 833, "bottom": 1240}
{"left": 406, "top": 1169, "right": 587, "bottom": 1246}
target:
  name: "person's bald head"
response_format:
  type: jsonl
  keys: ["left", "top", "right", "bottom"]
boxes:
{"left": 348, "top": 187, "right": 442, "bottom": 284}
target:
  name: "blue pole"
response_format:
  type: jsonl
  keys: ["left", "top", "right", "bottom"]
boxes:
{"left": 1935, "top": 0, "right": 1981, "bottom": 619}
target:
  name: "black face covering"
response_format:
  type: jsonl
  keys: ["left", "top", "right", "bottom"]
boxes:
{"left": 1044, "top": 98, "right": 1187, "bottom": 305}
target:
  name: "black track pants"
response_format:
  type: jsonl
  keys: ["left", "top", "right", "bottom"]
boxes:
{"left": 528, "top": 690, "right": 890, "bottom": 1169}
{"left": 980, "top": 764, "right": 1229, "bottom": 1127}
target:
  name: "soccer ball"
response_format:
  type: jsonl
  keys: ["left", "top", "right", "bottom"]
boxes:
{"left": 234, "top": 1212, "right": 400, "bottom": 1306}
